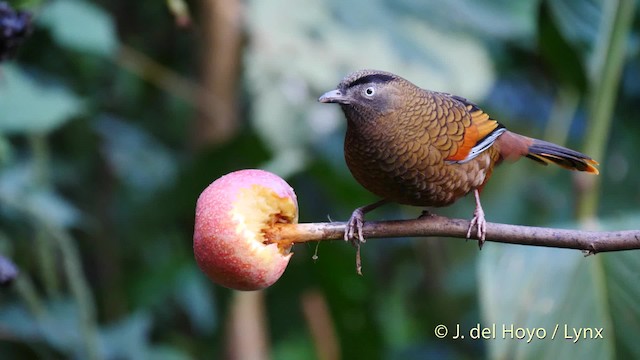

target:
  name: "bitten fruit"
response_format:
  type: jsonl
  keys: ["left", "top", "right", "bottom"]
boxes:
{"left": 194, "top": 169, "right": 298, "bottom": 290}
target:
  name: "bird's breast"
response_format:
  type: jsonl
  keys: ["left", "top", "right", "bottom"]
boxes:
{"left": 344, "top": 123, "right": 496, "bottom": 207}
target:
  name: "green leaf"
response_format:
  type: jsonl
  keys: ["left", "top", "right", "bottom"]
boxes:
{"left": 93, "top": 116, "right": 178, "bottom": 198}
{"left": 99, "top": 312, "right": 152, "bottom": 360}
{"left": 0, "top": 135, "right": 12, "bottom": 165}
{"left": 0, "top": 300, "right": 86, "bottom": 358}
{"left": 173, "top": 266, "right": 217, "bottom": 335}
{"left": 0, "top": 304, "right": 41, "bottom": 341}
{"left": 538, "top": 2, "right": 587, "bottom": 91}
{"left": 0, "top": 162, "right": 81, "bottom": 227}
{"left": 479, "top": 214, "right": 640, "bottom": 359}
{"left": 272, "top": 334, "right": 316, "bottom": 360}
{"left": 383, "top": 0, "right": 540, "bottom": 42}
{"left": 547, "top": 0, "right": 603, "bottom": 74}
{"left": 148, "top": 346, "right": 195, "bottom": 360}
{"left": 0, "top": 65, "right": 83, "bottom": 134}
{"left": 39, "top": 0, "right": 118, "bottom": 57}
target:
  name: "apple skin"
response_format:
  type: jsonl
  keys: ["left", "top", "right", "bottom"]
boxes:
{"left": 193, "top": 169, "right": 298, "bottom": 291}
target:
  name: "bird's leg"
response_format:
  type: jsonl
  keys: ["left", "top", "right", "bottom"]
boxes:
{"left": 345, "top": 199, "right": 388, "bottom": 276}
{"left": 466, "top": 189, "right": 487, "bottom": 249}
{"left": 345, "top": 199, "right": 388, "bottom": 245}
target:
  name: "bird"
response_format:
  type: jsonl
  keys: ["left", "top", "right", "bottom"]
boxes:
{"left": 318, "top": 69, "right": 599, "bottom": 249}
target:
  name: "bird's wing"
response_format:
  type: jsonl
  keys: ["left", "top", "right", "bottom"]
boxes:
{"left": 441, "top": 95, "right": 505, "bottom": 164}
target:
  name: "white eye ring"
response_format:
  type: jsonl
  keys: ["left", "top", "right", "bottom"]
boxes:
{"left": 364, "top": 87, "right": 375, "bottom": 97}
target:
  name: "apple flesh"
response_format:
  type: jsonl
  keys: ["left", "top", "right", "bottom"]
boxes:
{"left": 193, "top": 169, "right": 298, "bottom": 290}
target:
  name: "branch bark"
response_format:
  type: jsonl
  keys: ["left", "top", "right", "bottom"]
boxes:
{"left": 270, "top": 215, "right": 640, "bottom": 254}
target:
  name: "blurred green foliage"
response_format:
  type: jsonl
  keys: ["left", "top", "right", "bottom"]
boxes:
{"left": 1, "top": 0, "right": 639, "bottom": 359}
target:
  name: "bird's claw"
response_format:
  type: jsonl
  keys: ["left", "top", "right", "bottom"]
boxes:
{"left": 467, "top": 206, "right": 487, "bottom": 249}
{"left": 345, "top": 208, "right": 367, "bottom": 275}
{"left": 343, "top": 200, "right": 387, "bottom": 276}
{"left": 345, "top": 208, "right": 366, "bottom": 246}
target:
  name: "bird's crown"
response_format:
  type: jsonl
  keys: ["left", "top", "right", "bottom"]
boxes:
{"left": 338, "top": 69, "right": 401, "bottom": 91}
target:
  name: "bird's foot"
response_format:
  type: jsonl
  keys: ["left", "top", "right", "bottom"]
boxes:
{"left": 345, "top": 208, "right": 366, "bottom": 246}
{"left": 418, "top": 210, "right": 433, "bottom": 219}
{"left": 466, "top": 206, "right": 487, "bottom": 249}
{"left": 343, "top": 200, "right": 388, "bottom": 276}
{"left": 418, "top": 209, "right": 445, "bottom": 219}
{"left": 344, "top": 209, "right": 366, "bottom": 275}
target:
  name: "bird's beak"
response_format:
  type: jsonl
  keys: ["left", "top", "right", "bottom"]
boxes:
{"left": 318, "top": 89, "right": 349, "bottom": 104}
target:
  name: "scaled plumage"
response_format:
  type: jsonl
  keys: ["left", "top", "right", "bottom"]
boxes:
{"left": 319, "top": 69, "right": 598, "bottom": 248}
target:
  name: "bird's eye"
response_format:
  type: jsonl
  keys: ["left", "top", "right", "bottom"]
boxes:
{"left": 364, "top": 87, "right": 375, "bottom": 97}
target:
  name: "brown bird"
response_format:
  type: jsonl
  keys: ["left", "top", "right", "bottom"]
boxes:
{"left": 319, "top": 69, "right": 599, "bottom": 248}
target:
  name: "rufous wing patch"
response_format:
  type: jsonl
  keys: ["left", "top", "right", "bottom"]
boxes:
{"left": 445, "top": 106, "right": 502, "bottom": 162}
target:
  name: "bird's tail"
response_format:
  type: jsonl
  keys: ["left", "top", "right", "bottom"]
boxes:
{"left": 526, "top": 139, "right": 599, "bottom": 174}
{"left": 496, "top": 131, "right": 599, "bottom": 174}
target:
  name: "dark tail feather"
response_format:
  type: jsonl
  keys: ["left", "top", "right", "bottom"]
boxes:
{"left": 526, "top": 139, "right": 599, "bottom": 174}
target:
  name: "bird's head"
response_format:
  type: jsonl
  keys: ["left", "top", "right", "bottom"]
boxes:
{"left": 319, "top": 70, "right": 407, "bottom": 123}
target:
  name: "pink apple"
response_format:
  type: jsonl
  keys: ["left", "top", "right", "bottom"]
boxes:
{"left": 194, "top": 169, "right": 298, "bottom": 290}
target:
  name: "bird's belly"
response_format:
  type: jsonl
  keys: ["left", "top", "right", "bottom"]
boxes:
{"left": 345, "top": 142, "right": 492, "bottom": 207}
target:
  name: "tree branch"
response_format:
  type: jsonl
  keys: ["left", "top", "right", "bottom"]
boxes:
{"left": 270, "top": 216, "right": 640, "bottom": 254}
